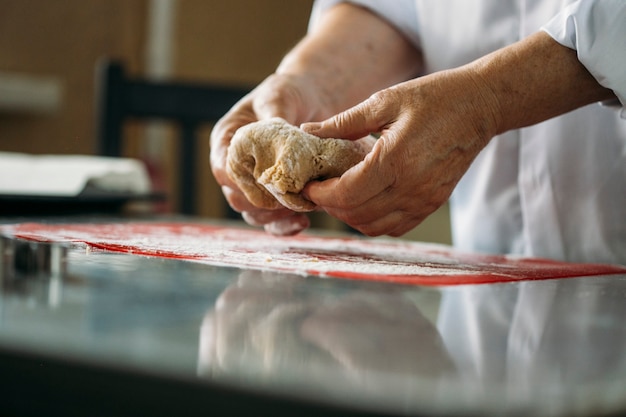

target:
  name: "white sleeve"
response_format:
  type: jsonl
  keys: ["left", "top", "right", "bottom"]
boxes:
{"left": 542, "top": 0, "right": 626, "bottom": 118}
{"left": 308, "top": 0, "right": 421, "bottom": 49}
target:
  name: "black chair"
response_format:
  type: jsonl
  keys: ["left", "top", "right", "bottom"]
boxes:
{"left": 95, "top": 59, "right": 250, "bottom": 215}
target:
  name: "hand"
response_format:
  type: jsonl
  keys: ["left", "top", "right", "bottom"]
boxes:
{"left": 301, "top": 67, "right": 499, "bottom": 237}
{"left": 210, "top": 73, "right": 327, "bottom": 235}
{"left": 300, "top": 291, "right": 455, "bottom": 376}
{"left": 198, "top": 271, "right": 312, "bottom": 374}
{"left": 199, "top": 270, "right": 455, "bottom": 380}
{"left": 299, "top": 31, "right": 616, "bottom": 238}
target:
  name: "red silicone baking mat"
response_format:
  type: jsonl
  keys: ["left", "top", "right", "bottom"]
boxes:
{"left": 2, "top": 222, "right": 625, "bottom": 286}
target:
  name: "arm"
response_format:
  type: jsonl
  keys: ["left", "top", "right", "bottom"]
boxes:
{"left": 209, "top": 3, "right": 421, "bottom": 235}
{"left": 301, "top": 31, "right": 616, "bottom": 237}
{"left": 276, "top": 2, "right": 423, "bottom": 119}
{"left": 542, "top": 0, "right": 626, "bottom": 117}
{"left": 477, "top": 31, "right": 616, "bottom": 136}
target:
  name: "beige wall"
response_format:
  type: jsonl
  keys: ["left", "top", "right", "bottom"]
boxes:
{"left": 174, "top": 1, "right": 313, "bottom": 84}
{"left": 0, "top": 0, "right": 147, "bottom": 155}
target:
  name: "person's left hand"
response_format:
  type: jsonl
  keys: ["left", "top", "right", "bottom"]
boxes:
{"left": 301, "top": 67, "right": 499, "bottom": 237}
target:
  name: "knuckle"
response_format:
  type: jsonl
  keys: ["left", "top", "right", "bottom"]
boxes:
{"left": 371, "top": 86, "right": 407, "bottom": 114}
{"left": 331, "top": 111, "right": 357, "bottom": 132}
{"left": 367, "top": 89, "right": 396, "bottom": 113}
{"left": 368, "top": 90, "right": 387, "bottom": 108}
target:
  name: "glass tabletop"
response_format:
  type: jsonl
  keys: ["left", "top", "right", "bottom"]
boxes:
{"left": 1, "top": 231, "right": 626, "bottom": 416}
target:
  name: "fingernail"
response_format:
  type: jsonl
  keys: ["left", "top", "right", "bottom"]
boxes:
{"left": 300, "top": 122, "right": 320, "bottom": 133}
{"left": 264, "top": 216, "right": 309, "bottom": 236}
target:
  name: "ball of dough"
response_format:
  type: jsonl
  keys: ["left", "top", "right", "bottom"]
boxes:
{"left": 227, "top": 117, "right": 374, "bottom": 212}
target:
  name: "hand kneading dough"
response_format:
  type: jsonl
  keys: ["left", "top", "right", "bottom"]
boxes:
{"left": 227, "top": 117, "right": 375, "bottom": 212}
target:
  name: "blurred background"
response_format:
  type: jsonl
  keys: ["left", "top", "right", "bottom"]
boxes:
{"left": 0, "top": 0, "right": 451, "bottom": 244}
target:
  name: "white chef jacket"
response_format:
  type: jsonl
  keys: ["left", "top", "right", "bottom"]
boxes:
{"left": 310, "top": 0, "right": 626, "bottom": 265}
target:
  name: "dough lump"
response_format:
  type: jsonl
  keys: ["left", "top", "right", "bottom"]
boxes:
{"left": 227, "top": 117, "right": 374, "bottom": 212}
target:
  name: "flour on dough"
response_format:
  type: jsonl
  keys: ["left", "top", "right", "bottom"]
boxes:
{"left": 227, "top": 117, "right": 375, "bottom": 212}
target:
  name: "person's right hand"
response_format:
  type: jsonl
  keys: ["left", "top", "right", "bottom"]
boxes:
{"left": 210, "top": 73, "right": 327, "bottom": 235}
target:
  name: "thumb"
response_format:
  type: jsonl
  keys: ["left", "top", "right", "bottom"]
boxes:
{"left": 301, "top": 97, "right": 387, "bottom": 140}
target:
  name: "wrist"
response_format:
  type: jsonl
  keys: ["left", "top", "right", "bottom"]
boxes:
{"left": 275, "top": 3, "right": 422, "bottom": 121}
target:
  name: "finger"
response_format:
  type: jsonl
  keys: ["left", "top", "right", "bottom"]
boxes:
{"left": 304, "top": 177, "right": 388, "bottom": 229}
{"left": 300, "top": 92, "right": 392, "bottom": 140}
{"left": 302, "top": 178, "right": 342, "bottom": 208}
{"left": 308, "top": 176, "right": 417, "bottom": 235}
{"left": 303, "top": 140, "right": 390, "bottom": 209}
{"left": 346, "top": 210, "right": 417, "bottom": 237}
{"left": 264, "top": 215, "right": 310, "bottom": 236}
{"left": 340, "top": 192, "right": 439, "bottom": 237}
{"left": 386, "top": 221, "right": 420, "bottom": 238}
{"left": 210, "top": 123, "right": 237, "bottom": 188}
{"left": 210, "top": 107, "right": 257, "bottom": 188}
{"left": 241, "top": 207, "right": 299, "bottom": 226}
{"left": 222, "top": 186, "right": 257, "bottom": 213}
{"left": 303, "top": 171, "right": 384, "bottom": 211}
{"left": 323, "top": 195, "right": 398, "bottom": 235}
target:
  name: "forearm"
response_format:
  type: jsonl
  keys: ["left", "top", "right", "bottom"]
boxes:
{"left": 468, "top": 31, "right": 617, "bottom": 136}
{"left": 276, "top": 3, "right": 422, "bottom": 120}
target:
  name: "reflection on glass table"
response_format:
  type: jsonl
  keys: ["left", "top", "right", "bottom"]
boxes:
{"left": 199, "top": 268, "right": 626, "bottom": 416}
